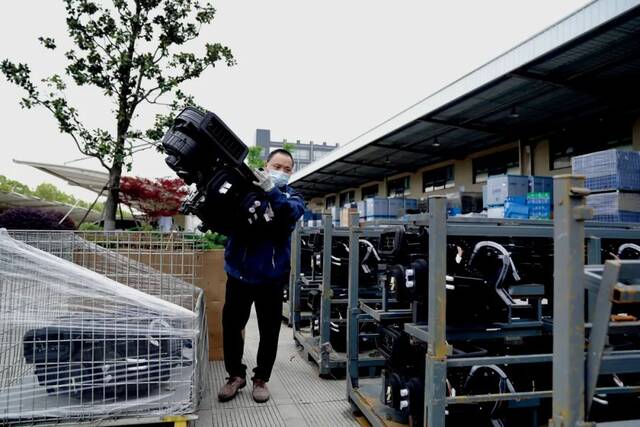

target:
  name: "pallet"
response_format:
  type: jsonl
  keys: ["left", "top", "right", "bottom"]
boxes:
{"left": 33, "top": 414, "right": 198, "bottom": 427}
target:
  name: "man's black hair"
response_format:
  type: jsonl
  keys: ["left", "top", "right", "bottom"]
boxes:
{"left": 267, "top": 148, "right": 295, "bottom": 166}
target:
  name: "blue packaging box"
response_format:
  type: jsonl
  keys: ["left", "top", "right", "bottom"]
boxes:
{"left": 365, "top": 197, "right": 389, "bottom": 221}
{"left": 486, "top": 175, "right": 530, "bottom": 206}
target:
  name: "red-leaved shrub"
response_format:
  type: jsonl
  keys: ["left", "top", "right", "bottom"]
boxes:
{"left": 119, "top": 177, "right": 188, "bottom": 218}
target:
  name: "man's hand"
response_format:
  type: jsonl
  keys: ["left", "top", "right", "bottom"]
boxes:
{"left": 252, "top": 168, "right": 275, "bottom": 192}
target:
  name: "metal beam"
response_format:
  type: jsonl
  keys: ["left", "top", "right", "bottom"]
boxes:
{"left": 511, "top": 69, "right": 636, "bottom": 110}
{"left": 315, "top": 170, "right": 377, "bottom": 180}
{"left": 337, "top": 159, "right": 397, "bottom": 171}
{"left": 419, "top": 117, "right": 505, "bottom": 135}
{"left": 370, "top": 143, "right": 433, "bottom": 156}
{"left": 297, "top": 180, "right": 339, "bottom": 191}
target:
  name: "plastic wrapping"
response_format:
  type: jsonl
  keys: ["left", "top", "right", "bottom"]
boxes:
{"left": 0, "top": 229, "right": 205, "bottom": 425}
{"left": 586, "top": 192, "right": 640, "bottom": 223}
{"left": 571, "top": 149, "right": 640, "bottom": 192}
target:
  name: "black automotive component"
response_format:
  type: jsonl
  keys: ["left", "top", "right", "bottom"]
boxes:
{"left": 23, "top": 322, "right": 188, "bottom": 401}
{"left": 162, "top": 107, "right": 276, "bottom": 235}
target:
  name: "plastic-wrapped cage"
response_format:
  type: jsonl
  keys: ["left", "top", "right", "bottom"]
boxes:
{"left": 161, "top": 107, "right": 274, "bottom": 235}
{"left": 0, "top": 230, "right": 204, "bottom": 425}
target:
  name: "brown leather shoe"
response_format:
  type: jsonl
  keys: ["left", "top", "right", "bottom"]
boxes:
{"left": 252, "top": 378, "right": 270, "bottom": 403}
{"left": 218, "top": 376, "right": 246, "bottom": 402}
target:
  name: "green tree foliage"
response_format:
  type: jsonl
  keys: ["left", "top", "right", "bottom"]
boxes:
{"left": 282, "top": 142, "right": 295, "bottom": 154}
{"left": 1, "top": 0, "right": 235, "bottom": 230}
{"left": 246, "top": 146, "right": 264, "bottom": 170}
{"left": 0, "top": 175, "right": 33, "bottom": 196}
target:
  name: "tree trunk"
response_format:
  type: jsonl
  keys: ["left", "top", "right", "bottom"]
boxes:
{"left": 103, "top": 163, "right": 122, "bottom": 231}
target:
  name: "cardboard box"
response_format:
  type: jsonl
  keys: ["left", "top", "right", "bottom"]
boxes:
{"left": 340, "top": 207, "right": 358, "bottom": 227}
{"left": 196, "top": 250, "right": 227, "bottom": 360}
{"left": 205, "top": 300, "right": 224, "bottom": 361}
{"left": 487, "top": 206, "right": 505, "bottom": 218}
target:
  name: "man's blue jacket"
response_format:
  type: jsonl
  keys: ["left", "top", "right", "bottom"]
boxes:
{"left": 224, "top": 184, "right": 305, "bottom": 285}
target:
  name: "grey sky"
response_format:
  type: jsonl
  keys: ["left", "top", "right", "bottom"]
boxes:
{"left": 0, "top": 0, "right": 591, "bottom": 202}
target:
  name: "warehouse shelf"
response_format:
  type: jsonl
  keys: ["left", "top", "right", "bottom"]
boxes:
{"left": 345, "top": 177, "right": 640, "bottom": 427}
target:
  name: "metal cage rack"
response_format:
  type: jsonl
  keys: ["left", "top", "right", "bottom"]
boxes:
{"left": 0, "top": 231, "right": 208, "bottom": 427}
{"left": 344, "top": 176, "right": 640, "bottom": 427}
{"left": 288, "top": 217, "right": 399, "bottom": 376}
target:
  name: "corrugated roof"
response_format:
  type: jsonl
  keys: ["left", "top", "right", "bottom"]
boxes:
{"left": 291, "top": 0, "right": 640, "bottom": 197}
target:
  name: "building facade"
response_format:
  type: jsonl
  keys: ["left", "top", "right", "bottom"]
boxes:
{"left": 256, "top": 129, "right": 338, "bottom": 172}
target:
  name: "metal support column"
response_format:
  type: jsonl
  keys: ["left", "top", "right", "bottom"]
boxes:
{"left": 550, "top": 175, "right": 593, "bottom": 427}
{"left": 347, "top": 211, "right": 361, "bottom": 388}
{"left": 585, "top": 261, "right": 621, "bottom": 416}
{"left": 319, "top": 213, "right": 333, "bottom": 374}
{"left": 290, "top": 223, "right": 302, "bottom": 331}
{"left": 586, "top": 237, "right": 602, "bottom": 322}
{"left": 424, "top": 196, "right": 450, "bottom": 427}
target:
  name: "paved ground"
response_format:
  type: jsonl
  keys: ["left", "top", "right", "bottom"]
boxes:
{"left": 195, "top": 310, "right": 360, "bottom": 427}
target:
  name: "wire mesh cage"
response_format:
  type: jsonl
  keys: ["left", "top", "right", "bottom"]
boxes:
{"left": 0, "top": 230, "right": 208, "bottom": 425}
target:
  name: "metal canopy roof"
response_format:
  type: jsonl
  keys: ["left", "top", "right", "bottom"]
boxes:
{"left": 0, "top": 191, "right": 102, "bottom": 223}
{"left": 13, "top": 160, "right": 109, "bottom": 194}
{"left": 290, "top": 0, "right": 640, "bottom": 198}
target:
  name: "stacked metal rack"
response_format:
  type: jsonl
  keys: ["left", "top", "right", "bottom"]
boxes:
{"left": 288, "top": 214, "right": 388, "bottom": 376}
{"left": 346, "top": 175, "right": 640, "bottom": 427}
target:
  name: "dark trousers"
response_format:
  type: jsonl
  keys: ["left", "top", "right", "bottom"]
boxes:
{"left": 222, "top": 275, "right": 283, "bottom": 382}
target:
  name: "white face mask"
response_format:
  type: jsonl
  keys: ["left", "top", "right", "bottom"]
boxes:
{"left": 269, "top": 169, "right": 290, "bottom": 187}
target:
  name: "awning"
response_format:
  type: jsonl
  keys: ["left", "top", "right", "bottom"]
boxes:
{"left": 13, "top": 159, "right": 109, "bottom": 194}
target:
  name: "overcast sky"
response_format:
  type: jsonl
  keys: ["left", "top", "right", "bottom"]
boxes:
{"left": 0, "top": 0, "right": 592, "bottom": 202}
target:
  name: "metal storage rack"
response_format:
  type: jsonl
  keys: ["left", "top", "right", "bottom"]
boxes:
{"left": 289, "top": 214, "right": 386, "bottom": 376}
{"left": 346, "top": 176, "right": 640, "bottom": 427}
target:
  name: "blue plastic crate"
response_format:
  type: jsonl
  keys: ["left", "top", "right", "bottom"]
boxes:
{"left": 504, "top": 197, "right": 529, "bottom": 219}
{"left": 571, "top": 149, "right": 640, "bottom": 192}
{"left": 527, "top": 192, "right": 552, "bottom": 219}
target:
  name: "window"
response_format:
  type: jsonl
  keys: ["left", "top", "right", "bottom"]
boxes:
{"left": 313, "top": 151, "right": 328, "bottom": 161}
{"left": 339, "top": 190, "right": 355, "bottom": 206}
{"left": 292, "top": 149, "right": 310, "bottom": 161}
{"left": 361, "top": 184, "right": 379, "bottom": 199}
{"left": 422, "top": 165, "right": 455, "bottom": 193}
{"left": 325, "top": 196, "right": 336, "bottom": 209}
{"left": 549, "top": 126, "right": 632, "bottom": 170}
{"left": 472, "top": 148, "right": 520, "bottom": 184}
{"left": 387, "top": 176, "right": 411, "bottom": 198}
